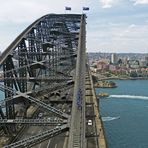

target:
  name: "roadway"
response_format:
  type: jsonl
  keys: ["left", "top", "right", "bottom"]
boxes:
{"left": 32, "top": 132, "right": 67, "bottom": 148}
{"left": 68, "top": 14, "right": 86, "bottom": 148}
{"left": 0, "top": 13, "right": 108, "bottom": 148}
{"left": 85, "top": 72, "right": 98, "bottom": 148}
{"left": 0, "top": 68, "right": 106, "bottom": 148}
{"left": 16, "top": 82, "right": 73, "bottom": 148}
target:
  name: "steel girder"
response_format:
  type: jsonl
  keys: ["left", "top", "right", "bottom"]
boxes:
{"left": 0, "top": 83, "right": 69, "bottom": 119}
{"left": 0, "top": 14, "right": 82, "bottom": 145}
{"left": 0, "top": 14, "right": 81, "bottom": 118}
{"left": 0, "top": 118, "right": 67, "bottom": 126}
{"left": 4, "top": 125, "right": 69, "bottom": 148}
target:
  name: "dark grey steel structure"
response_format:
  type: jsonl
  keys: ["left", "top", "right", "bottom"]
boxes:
{"left": 0, "top": 14, "right": 89, "bottom": 148}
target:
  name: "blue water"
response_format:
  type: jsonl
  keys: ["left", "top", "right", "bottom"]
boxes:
{"left": 0, "top": 89, "right": 4, "bottom": 101}
{"left": 0, "top": 80, "right": 148, "bottom": 147}
{"left": 0, "top": 82, "right": 4, "bottom": 100}
{"left": 96, "top": 80, "right": 148, "bottom": 148}
{"left": 0, "top": 87, "right": 6, "bottom": 113}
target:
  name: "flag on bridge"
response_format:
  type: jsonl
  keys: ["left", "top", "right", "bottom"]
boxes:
{"left": 83, "top": 7, "right": 89, "bottom": 11}
{"left": 65, "top": 7, "right": 71, "bottom": 11}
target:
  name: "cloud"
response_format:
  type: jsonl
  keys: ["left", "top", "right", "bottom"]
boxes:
{"left": 0, "top": 0, "right": 50, "bottom": 23}
{"left": 100, "top": 0, "right": 117, "bottom": 8}
{"left": 133, "top": 0, "right": 148, "bottom": 5}
{"left": 87, "top": 22, "right": 148, "bottom": 53}
{"left": 128, "top": 24, "right": 136, "bottom": 28}
{"left": 0, "top": 0, "right": 148, "bottom": 53}
{"left": 0, "top": 0, "right": 90, "bottom": 51}
{"left": 100, "top": 0, "right": 148, "bottom": 7}
{"left": 0, "top": 0, "right": 87, "bottom": 24}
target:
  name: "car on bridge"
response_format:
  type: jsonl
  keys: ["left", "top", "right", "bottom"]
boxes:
{"left": 66, "top": 80, "right": 74, "bottom": 85}
{"left": 88, "top": 120, "right": 92, "bottom": 126}
{"left": 38, "top": 112, "right": 43, "bottom": 118}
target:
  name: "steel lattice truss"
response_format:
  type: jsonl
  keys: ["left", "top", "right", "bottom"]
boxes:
{"left": 0, "top": 14, "right": 82, "bottom": 147}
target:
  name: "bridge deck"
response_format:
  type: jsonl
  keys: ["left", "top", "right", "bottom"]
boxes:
{"left": 0, "top": 13, "right": 107, "bottom": 148}
{"left": 88, "top": 71, "right": 107, "bottom": 148}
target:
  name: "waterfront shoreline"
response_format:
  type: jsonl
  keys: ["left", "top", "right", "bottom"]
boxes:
{"left": 97, "top": 76, "right": 148, "bottom": 81}
{"left": 98, "top": 79, "right": 148, "bottom": 148}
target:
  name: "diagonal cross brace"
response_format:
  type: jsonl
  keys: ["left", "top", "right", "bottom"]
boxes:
{"left": 4, "top": 124, "right": 69, "bottom": 148}
{"left": 21, "top": 94, "right": 69, "bottom": 119}
{"left": 0, "top": 84, "right": 69, "bottom": 119}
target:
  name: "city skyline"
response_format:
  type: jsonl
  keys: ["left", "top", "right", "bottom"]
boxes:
{"left": 0, "top": 0, "right": 148, "bottom": 53}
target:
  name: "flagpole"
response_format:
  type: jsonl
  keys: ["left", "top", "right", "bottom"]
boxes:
{"left": 65, "top": 9, "right": 66, "bottom": 14}
{"left": 82, "top": 8, "right": 84, "bottom": 14}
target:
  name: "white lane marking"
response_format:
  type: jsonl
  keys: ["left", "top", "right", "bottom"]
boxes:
{"left": 55, "top": 144, "right": 57, "bottom": 148}
{"left": 63, "top": 132, "right": 68, "bottom": 148}
{"left": 38, "top": 143, "right": 42, "bottom": 148}
{"left": 47, "top": 139, "right": 51, "bottom": 148}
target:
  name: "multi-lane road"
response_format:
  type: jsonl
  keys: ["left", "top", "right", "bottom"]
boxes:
{"left": 17, "top": 84, "right": 73, "bottom": 148}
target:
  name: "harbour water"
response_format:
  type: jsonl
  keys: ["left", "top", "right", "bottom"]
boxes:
{"left": 0, "top": 92, "right": 4, "bottom": 100}
{"left": 0, "top": 86, "right": 5, "bottom": 113}
{"left": 0, "top": 83, "right": 4, "bottom": 101}
{"left": 96, "top": 80, "right": 148, "bottom": 148}
{"left": 0, "top": 80, "right": 148, "bottom": 147}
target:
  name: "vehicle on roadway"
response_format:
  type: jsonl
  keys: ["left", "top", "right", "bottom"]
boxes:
{"left": 56, "top": 123, "right": 61, "bottom": 129}
{"left": 7, "top": 119, "right": 14, "bottom": 123}
{"left": 66, "top": 80, "right": 74, "bottom": 85}
{"left": 88, "top": 120, "right": 92, "bottom": 125}
{"left": 38, "top": 112, "right": 43, "bottom": 118}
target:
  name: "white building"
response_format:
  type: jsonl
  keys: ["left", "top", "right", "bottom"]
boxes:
{"left": 140, "top": 60, "right": 147, "bottom": 67}
{"left": 111, "top": 53, "right": 118, "bottom": 64}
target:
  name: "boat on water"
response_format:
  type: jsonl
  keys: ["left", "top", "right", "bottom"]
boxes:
{"left": 95, "top": 81, "right": 117, "bottom": 88}
{"left": 98, "top": 92, "right": 109, "bottom": 97}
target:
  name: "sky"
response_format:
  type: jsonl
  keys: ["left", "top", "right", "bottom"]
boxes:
{"left": 0, "top": 0, "right": 148, "bottom": 53}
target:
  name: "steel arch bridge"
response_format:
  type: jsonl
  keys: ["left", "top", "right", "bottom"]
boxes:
{"left": 0, "top": 14, "right": 103, "bottom": 148}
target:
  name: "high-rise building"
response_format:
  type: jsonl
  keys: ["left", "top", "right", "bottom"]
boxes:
{"left": 145, "top": 56, "right": 148, "bottom": 62}
{"left": 111, "top": 53, "right": 118, "bottom": 64}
